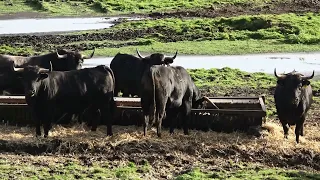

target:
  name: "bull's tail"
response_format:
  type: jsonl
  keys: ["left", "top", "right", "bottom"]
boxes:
{"left": 150, "top": 69, "right": 156, "bottom": 126}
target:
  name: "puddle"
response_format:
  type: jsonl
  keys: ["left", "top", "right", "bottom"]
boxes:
{"left": 0, "top": 16, "right": 141, "bottom": 35}
{"left": 83, "top": 52, "right": 320, "bottom": 75}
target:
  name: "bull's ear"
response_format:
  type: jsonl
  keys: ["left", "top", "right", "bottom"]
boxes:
{"left": 302, "top": 80, "right": 310, "bottom": 86}
{"left": 37, "top": 73, "right": 49, "bottom": 81}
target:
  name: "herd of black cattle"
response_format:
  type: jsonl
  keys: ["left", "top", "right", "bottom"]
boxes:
{"left": 0, "top": 48, "right": 315, "bottom": 143}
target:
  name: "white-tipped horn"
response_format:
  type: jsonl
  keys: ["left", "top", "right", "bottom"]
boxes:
{"left": 202, "top": 96, "right": 219, "bottom": 109}
{"left": 301, "top": 70, "right": 315, "bottom": 80}
{"left": 39, "top": 68, "right": 50, "bottom": 73}
{"left": 82, "top": 48, "right": 95, "bottom": 59}
{"left": 136, "top": 48, "right": 144, "bottom": 59}
{"left": 172, "top": 50, "right": 178, "bottom": 60}
{"left": 13, "top": 67, "right": 24, "bottom": 72}
{"left": 274, "top": 68, "right": 286, "bottom": 79}
{"left": 56, "top": 50, "right": 68, "bottom": 59}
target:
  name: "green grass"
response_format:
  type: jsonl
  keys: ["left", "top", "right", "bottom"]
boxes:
{"left": 1, "top": 157, "right": 319, "bottom": 180}
{"left": 0, "top": 159, "right": 143, "bottom": 180}
{"left": 0, "top": 0, "right": 275, "bottom": 17}
{"left": 176, "top": 167, "right": 320, "bottom": 180}
{"left": 111, "top": 13, "right": 320, "bottom": 44}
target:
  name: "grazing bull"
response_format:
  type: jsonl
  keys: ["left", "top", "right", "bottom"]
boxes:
{"left": 274, "top": 68, "right": 314, "bottom": 143}
{"left": 110, "top": 49, "right": 177, "bottom": 97}
{"left": 141, "top": 65, "right": 206, "bottom": 137}
{"left": 14, "top": 63, "right": 115, "bottom": 137}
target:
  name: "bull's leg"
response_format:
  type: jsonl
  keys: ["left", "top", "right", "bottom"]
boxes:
{"left": 141, "top": 96, "right": 150, "bottom": 136}
{"left": 182, "top": 101, "right": 192, "bottom": 135}
{"left": 156, "top": 112, "right": 163, "bottom": 138}
{"left": 156, "top": 100, "right": 167, "bottom": 138}
{"left": 168, "top": 109, "right": 178, "bottom": 134}
{"left": 105, "top": 98, "right": 116, "bottom": 136}
{"left": 43, "top": 122, "right": 50, "bottom": 138}
{"left": 300, "top": 125, "right": 304, "bottom": 136}
{"left": 295, "top": 122, "right": 303, "bottom": 143}
{"left": 35, "top": 120, "right": 41, "bottom": 137}
{"left": 32, "top": 108, "right": 42, "bottom": 137}
{"left": 280, "top": 121, "right": 289, "bottom": 139}
{"left": 143, "top": 115, "right": 149, "bottom": 136}
{"left": 91, "top": 109, "right": 99, "bottom": 132}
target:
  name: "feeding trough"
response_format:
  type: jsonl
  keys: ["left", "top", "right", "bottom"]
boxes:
{"left": 0, "top": 95, "right": 266, "bottom": 133}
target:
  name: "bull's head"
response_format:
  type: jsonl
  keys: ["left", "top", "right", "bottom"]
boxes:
{"left": 13, "top": 62, "right": 52, "bottom": 98}
{"left": 136, "top": 49, "right": 177, "bottom": 66}
{"left": 274, "top": 68, "right": 314, "bottom": 105}
{"left": 56, "top": 48, "right": 95, "bottom": 70}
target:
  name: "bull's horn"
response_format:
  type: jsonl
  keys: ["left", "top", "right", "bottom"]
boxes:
{"left": 39, "top": 68, "right": 50, "bottom": 73}
{"left": 301, "top": 70, "right": 315, "bottom": 80}
{"left": 171, "top": 50, "right": 178, "bottom": 60}
{"left": 82, "top": 48, "right": 95, "bottom": 59}
{"left": 136, "top": 48, "right": 144, "bottom": 59}
{"left": 56, "top": 50, "right": 68, "bottom": 59}
{"left": 274, "top": 68, "right": 285, "bottom": 79}
{"left": 13, "top": 67, "right": 24, "bottom": 72}
{"left": 202, "top": 96, "right": 219, "bottom": 109}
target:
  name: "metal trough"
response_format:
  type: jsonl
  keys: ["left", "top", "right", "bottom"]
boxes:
{"left": 0, "top": 95, "right": 266, "bottom": 133}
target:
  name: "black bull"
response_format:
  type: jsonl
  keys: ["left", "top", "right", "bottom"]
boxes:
{"left": 110, "top": 49, "right": 177, "bottom": 97}
{"left": 141, "top": 65, "right": 207, "bottom": 137}
{"left": 0, "top": 49, "right": 95, "bottom": 124}
{"left": 13, "top": 64, "right": 115, "bottom": 137}
{"left": 274, "top": 68, "right": 314, "bottom": 143}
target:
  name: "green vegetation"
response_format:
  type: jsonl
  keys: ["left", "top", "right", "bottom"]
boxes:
{"left": 0, "top": 0, "right": 276, "bottom": 17}
{"left": 0, "top": 159, "right": 144, "bottom": 180}
{"left": 1, "top": 157, "right": 319, "bottom": 180}
{"left": 111, "top": 13, "right": 320, "bottom": 44}
{"left": 176, "top": 167, "right": 320, "bottom": 180}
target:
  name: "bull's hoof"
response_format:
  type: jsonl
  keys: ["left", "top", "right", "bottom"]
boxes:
{"left": 284, "top": 135, "right": 288, "bottom": 139}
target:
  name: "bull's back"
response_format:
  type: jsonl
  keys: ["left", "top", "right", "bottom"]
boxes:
{"left": 110, "top": 53, "right": 143, "bottom": 90}
{"left": 47, "top": 66, "right": 114, "bottom": 97}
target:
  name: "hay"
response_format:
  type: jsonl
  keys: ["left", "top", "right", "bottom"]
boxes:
{"left": 0, "top": 120, "right": 319, "bottom": 154}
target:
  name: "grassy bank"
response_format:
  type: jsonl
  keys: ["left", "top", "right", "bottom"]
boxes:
{"left": 2, "top": 12, "right": 320, "bottom": 56}
{"left": 0, "top": 0, "right": 277, "bottom": 17}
